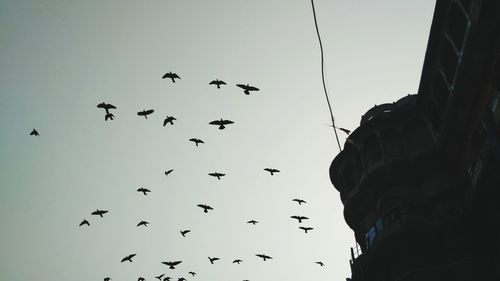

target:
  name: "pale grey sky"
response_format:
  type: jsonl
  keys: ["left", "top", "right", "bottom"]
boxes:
{"left": 0, "top": 1, "right": 435, "bottom": 280}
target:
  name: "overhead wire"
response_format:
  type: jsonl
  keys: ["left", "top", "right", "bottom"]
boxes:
{"left": 310, "top": 0, "right": 342, "bottom": 152}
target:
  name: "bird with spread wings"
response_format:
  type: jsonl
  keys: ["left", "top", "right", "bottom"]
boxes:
{"left": 162, "top": 72, "right": 180, "bottom": 83}
{"left": 209, "top": 118, "right": 234, "bottom": 130}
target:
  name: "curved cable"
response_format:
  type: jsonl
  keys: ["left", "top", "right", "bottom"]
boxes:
{"left": 311, "top": 0, "right": 342, "bottom": 152}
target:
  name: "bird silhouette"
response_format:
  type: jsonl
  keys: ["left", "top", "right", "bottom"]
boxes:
{"left": 163, "top": 277, "right": 171, "bottom": 281}
{"left": 247, "top": 220, "right": 258, "bottom": 225}
{"left": 163, "top": 116, "right": 177, "bottom": 126}
{"left": 137, "top": 220, "right": 149, "bottom": 227}
{"left": 165, "top": 169, "right": 174, "bottom": 176}
{"left": 97, "top": 102, "right": 117, "bottom": 111}
{"left": 292, "top": 198, "right": 307, "bottom": 205}
{"left": 236, "top": 83, "right": 260, "bottom": 95}
{"left": 264, "top": 168, "right": 280, "bottom": 175}
{"left": 233, "top": 259, "right": 243, "bottom": 264}
{"left": 197, "top": 204, "right": 213, "bottom": 213}
{"left": 316, "top": 261, "right": 324, "bottom": 266}
{"left": 208, "top": 172, "right": 225, "bottom": 180}
{"left": 97, "top": 102, "right": 117, "bottom": 121}
{"left": 180, "top": 230, "right": 191, "bottom": 237}
{"left": 188, "top": 272, "right": 196, "bottom": 277}
{"left": 162, "top": 72, "right": 180, "bottom": 83}
{"left": 137, "top": 188, "right": 151, "bottom": 195}
{"left": 189, "top": 138, "right": 205, "bottom": 147}
{"left": 105, "top": 113, "right": 115, "bottom": 121}
{"left": 155, "top": 274, "right": 164, "bottom": 280}
{"left": 138, "top": 277, "right": 145, "bottom": 281}
{"left": 209, "top": 119, "right": 234, "bottom": 130}
{"left": 137, "top": 109, "right": 154, "bottom": 119}
{"left": 208, "top": 257, "right": 220, "bottom": 264}
{"left": 30, "top": 129, "right": 39, "bottom": 136}
{"left": 178, "top": 278, "right": 186, "bottom": 281}
{"left": 162, "top": 261, "right": 182, "bottom": 269}
{"left": 91, "top": 209, "right": 108, "bottom": 217}
{"left": 290, "top": 216, "right": 309, "bottom": 223}
{"left": 79, "top": 219, "right": 90, "bottom": 226}
{"left": 299, "top": 226, "right": 314, "bottom": 233}
{"left": 121, "top": 254, "right": 136, "bottom": 263}
{"left": 256, "top": 254, "right": 273, "bottom": 261}
{"left": 104, "top": 277, "right": 111, "bottom": 281}
{"left": 209, "top": 79, "right": 226, "bottom": 89}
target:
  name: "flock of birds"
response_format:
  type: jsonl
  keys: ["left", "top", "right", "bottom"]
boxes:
{"left": 30, "top": 71, "right": 329, "bottom": 281}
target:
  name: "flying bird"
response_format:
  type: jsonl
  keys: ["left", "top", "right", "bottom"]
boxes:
{"left": 209, "top": 119, "right": 234, "bottom": 130}
{"left": 165, "top": 169, "right": 174, "bottom": 176}
{"left": 137, "top": 220, "right": 149, "bottom": 227}
{"left": 180, "top": 230, "right": 191, "bottom": 237}
{"left": 30, "top": 129, "right": 39, "bottom": 136}
{"left": 137, "top": 188, "right": 151, "bottom": 195}
{"left": 137, "top": 109, "right": 154, "bottom": 119}
{"left": 256, "top": 254, "right": 273, "bottom": 261}
{"left": 299, "top": 226, "right": 314, "bottom": 233}
{"left": 163, "top": 278, "right": 171, "bottom": 281}
{"left": 188, "top": 272, "right": 196, "bottom": 277}
{"left": 163, "top": 116, "right": 177, "bottom": 126}
{"left": 79, "top": 219, "right": 90, "bottom": 226}
{"left": 292, "top": 199, "right": 307, "bottom": 205}
{"left": 290, "top": 216, "right": 309, "bottom": 223}
{"left": 178, "top": 278, "right": 186, "bottom": 281}
{"left": 155, "top": 274, "right": 164, "bottom": 280}
{"left": 105, "top": 113, "right": 115, "bottom": 121}
{"left": 91, "top": 209, "right": 108, "bottom": 217}
{"left": 264, "top": 168, "right": 280, "bottom": 176}
{"left": 197, "top": 204, "right": 213, "bottom": 213}
{"left": 97, "top": 102, "right": 117, "bottom": 111}
{"left": 208, "top": 172, "right": 225, "bottom": 180}
{"left": 189, "top": 138, "right": 205, "bottom": 147}
{"left": 138, "top": 277, "right": 145, "bottom": 281}
{"left": 121, "top": 254, "right": 136, "bottom": 263}
{"left": 97, "top": 102, "right": 117, "bottom": 121}
{"left": 236, "top": 83, "right": 260, "bottom": 95}
{"left": 104, "top": 278, "right": 111, "bottom": 281}
{"left": 208, "top": 257, "right": 220, "bottom": 264}
{"left": 209, "top": 79, "right": 226, "bottom": 89}
{"left": 233, "top": 259, "right": 242, "bottom": 264}
{"left": 247, "top": 220, "right": 258, "bottom": 225}
{"left": 316, "top": 261, "right": 324, "bottom": 266}
{"left": 162, "top": 72, "right": 180, "bottom": 83}
{"left": 162, "top": 260, "right": 182, "bottom": 269}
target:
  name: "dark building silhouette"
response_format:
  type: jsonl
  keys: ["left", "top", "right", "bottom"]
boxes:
{"left": 329, "top": 1, "right": 500, "bottom": 280}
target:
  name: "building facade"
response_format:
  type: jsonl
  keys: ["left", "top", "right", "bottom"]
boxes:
{"left": 329, "top": 1, "right": 500, "bottom": 280}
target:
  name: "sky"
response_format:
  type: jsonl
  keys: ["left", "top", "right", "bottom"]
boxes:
{"left": 0, "top": 1, "right": 435, "bottom": 280}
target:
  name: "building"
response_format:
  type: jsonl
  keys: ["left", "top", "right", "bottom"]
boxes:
{"left": 329, "top": 1, "right": 500, "bottom": 280}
